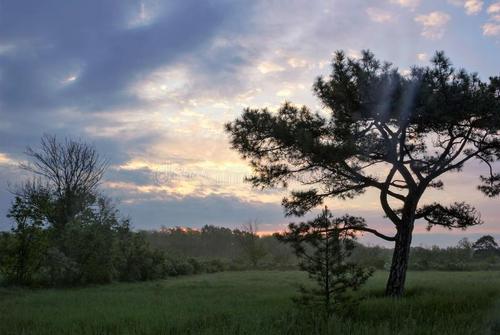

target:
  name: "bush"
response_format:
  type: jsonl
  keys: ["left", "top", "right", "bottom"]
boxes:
{"left": 164, "top": 257, "right": 194, "bottom": 276}
{"left": 203, "top": 259, "right": 227, "bottom": 273}
{"left": 39, "top": 247, "right": 80, "bottom": 286}
{"left": 114, "top": 228, "right": 167, "bottom": 281}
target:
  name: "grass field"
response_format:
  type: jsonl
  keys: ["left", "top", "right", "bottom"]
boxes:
{"left": 1, "top": 271, "right": 499, "bottom": 335}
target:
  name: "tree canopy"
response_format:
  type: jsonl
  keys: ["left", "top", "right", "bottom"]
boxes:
{"left": 20, "top": 134, "right": 108, "bottom": 230}
{"left": 226, "top": 50, "right": 500, "bottom": 296}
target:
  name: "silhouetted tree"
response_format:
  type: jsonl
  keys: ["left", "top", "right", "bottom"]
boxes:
{"left": 21, "top": 134, "right": 108, "bottom": 231}
{"left": 226, "top": 50, "right": 500, "bottom": 296}
{"left": 277, "top": 207, "right": 372, "bottom": 316}
{"left": 472, "top": 235, "right": 499, "bottom": 257}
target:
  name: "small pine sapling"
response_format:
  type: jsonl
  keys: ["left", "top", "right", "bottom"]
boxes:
{"left": 276, "top": 207, "right": 373, "bottom": 316}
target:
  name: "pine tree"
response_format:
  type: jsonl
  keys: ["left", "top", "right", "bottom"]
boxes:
{"left": 226, "top": 51, "right": 500, "bottom": 296}
{"left": 276, "top": 207, "right": 373, "bottom": 316}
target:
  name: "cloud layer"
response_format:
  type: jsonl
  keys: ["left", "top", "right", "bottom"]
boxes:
{"left": 1, "top": 0, "right": 499, "bottom": 245}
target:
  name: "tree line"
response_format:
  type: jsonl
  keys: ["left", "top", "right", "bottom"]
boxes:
{"left": 143, "top": 223, "right": 296, "bottom": 269}
{"left": 143, "top": 226, "right": 500, "bottom": 271}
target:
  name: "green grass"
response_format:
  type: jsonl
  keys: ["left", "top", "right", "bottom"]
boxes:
{"left": 1, "top": 271, "right": 499, "bottom": 334}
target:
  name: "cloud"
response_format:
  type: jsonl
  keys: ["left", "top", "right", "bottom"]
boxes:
{"left": 414, "top": 12, "right": 451, "bottom": 39}
{"left": 257, "top": 61, "right": 285, "bottom": 74}
{"left": 0, "top": 153, "right": 17, "bottom": 167}
{"left": 482, "top": 2, "right": 500, "bottom": 37}
{"left": 464, "top": 0, "right": 483, "bottom": 15}
{"left": 366, "top": 7, "right": 393, "bottom": 23}
{"left": 390, "top": 0, "right": 420, "bottom": 10}
{"left": 276, "top": 89, "right": 292, "bottom": 97}
{"left": 487, "top": 2, "right": 500, "bottom": 15}
{"left": 0, "top": 0, "right": 251, "bottom": 135}
{"left": 416, "top": 52, "right": 428, "bottom": 61}
{"left": 287, "top": 57, "right": 309, "bottom": 68}
{"left": 347, "top": 49, "right": 363, "bottom": 59}
{"left": 482, "top": 22, "right": 500, "bottom": 36}
{"left": 448, "top": 0, "right": 483, "bottom": 15}
{"left": 487, "top": 2, "right": 500, "bottom": 21}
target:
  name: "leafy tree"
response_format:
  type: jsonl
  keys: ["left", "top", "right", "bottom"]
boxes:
{"left": 226, "top": 50, "right": 500, "bottom": 296}
{"left": 277, "top": 207, "right": 372, "bottom": 316}
{"left": 114, "top": 224, "right": 167, "bottom": 281}
{"left": 472, "top": 235, "right": 499, "bottom": 258}
{"left": 21, "top": 134, "right": 108, "bottom": 231}
{"left": 473, "top": 235, "right": 498, "bottom": 250}
{"left": 237, "top": 220, "right": 268, "bottom": 268}
{"left": 1, "top": 182, "right": 51, "bottom": 285}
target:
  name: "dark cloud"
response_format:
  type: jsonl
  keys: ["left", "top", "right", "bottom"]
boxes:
{"left": 0, "top": 0, "right": 253, "bottom": 149}
{"left": 106, "top": 167, "right": 155, "bottom": 186}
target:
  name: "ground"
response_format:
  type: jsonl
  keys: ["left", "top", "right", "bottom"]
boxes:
{"left": 0, "top": 271, "right": 499, "bottom": 335}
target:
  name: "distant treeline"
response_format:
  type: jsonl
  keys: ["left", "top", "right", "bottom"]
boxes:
{"left": 143, "top": 226, "right": 500, "bottom": 272}
{"left": 0, "top": 195, "right": 238, "bottom": 287}
{"left": 353, "top": 236, "right": 500, "bottom": 271}
{"left": 143, "top": 225, "right": 297, "bottom": 270}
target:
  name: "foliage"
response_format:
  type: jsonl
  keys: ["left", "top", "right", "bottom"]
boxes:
{"left": 0, "top": 188, "right": 50, "bottom": 285}
{"left": 472, "top": 235, "right": 499, "bottom": 258}
{"left": 21, "top": 134, "right": 108, "bottom": 232}
{"left": 226, "top": 50, "right": 500, "bottom": 296}
{"left": 277, "top": 208, "right": 373, "bottom": 316}
{"left": 114, "top": 227, "right": 167, "bottom": 282}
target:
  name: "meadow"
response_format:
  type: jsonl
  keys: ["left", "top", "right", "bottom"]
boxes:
{"left": 0, "top": 271, "right": 499, "bottom": 335}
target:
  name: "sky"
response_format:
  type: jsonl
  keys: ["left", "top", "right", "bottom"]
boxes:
{"left": 0, "top": 0, "right": 499, "bottom": 247}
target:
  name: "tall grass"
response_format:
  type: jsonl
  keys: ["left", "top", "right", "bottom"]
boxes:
{"left": 0, "top": 271, "right": 499, "bottom": 334}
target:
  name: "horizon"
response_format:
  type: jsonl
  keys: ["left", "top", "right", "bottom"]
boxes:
{"left": 1, "top": 0, "right": 500, "bottom": 247}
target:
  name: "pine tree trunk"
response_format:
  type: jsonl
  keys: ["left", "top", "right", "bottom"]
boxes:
{"left": 385, "top": 222, "right": 414, "bottom": 297}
